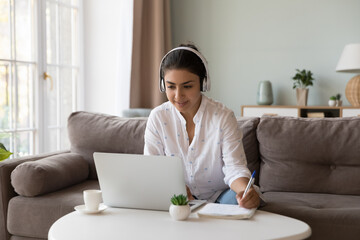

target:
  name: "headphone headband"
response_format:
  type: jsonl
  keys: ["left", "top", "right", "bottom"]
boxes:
{"left": 159, "top": 46, "right": 211, "bottom": 92}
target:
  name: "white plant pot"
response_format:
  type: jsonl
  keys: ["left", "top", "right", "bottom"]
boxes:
{"left": 169, "top": 204, "right": 190, "bottom": 221}
{"left": 328, "top": 100, "right": 336, "bottom": 106}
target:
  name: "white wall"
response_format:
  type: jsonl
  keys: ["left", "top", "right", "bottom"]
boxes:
{"left": 83, "top": 0, "right": 132, "bottom": 115}
{"left": 171, "top": 0, "right": 360, "bottom": 116}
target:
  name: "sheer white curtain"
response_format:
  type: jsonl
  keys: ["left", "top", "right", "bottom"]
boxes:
{"left": 115, "top": 0, "right": 134, "bottom": 115}
{"left": 83, "top": 0, "right": 133, "bottom": 115}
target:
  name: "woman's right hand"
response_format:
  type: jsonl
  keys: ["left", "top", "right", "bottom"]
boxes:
{"left": 186, "top": 185, "right": 195, "bottom": 200}
{"left": 236, "top": 187, "right": 260, "bottom": 209}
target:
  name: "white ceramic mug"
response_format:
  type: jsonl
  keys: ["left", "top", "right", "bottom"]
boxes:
{"left": 83, "top": 190, "right": 102, "bottom": 211}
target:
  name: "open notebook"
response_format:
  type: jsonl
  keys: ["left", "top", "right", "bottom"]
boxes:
{"left": 197, "top": 203, "right": 256, "bottom": 219}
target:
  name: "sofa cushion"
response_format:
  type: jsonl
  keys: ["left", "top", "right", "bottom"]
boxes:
{"left": 257, "top": 116, "right": 360, "bottom": 194}
{"left": 11, "top": 153, "right": 89, "bottom": 197}
{"left": 7, "top": 180, "right": 99, "bottom": 239}
{"left": 261, "top": 191, "right": 360, "bottom": 240}
{"left": 237, "top": 117, "right": 260, "bottom": 185}
{"left": 68, "top": 111, "right": 148, "bottom": 179}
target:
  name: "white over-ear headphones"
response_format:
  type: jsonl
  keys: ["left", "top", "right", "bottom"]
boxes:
{"left": 159, "top": 46, "right": 211, "bottom": 92}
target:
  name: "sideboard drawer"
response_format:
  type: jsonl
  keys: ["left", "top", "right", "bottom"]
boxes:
{"left": 342, "top": 109, "right": 360, "bottom": 117}
{"left": 242, "top": 107, "right": 298, "bottom": 117}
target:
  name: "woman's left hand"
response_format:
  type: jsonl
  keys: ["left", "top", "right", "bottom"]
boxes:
{"left": 236, "top": 187, "right": 260, "bottom": 209}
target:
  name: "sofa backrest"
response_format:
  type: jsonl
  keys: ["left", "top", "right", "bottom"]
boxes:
{"left": 257, "top": 116, "right": 360, "bottom": 195}
{"left": 237, "top": 117, "right": 260, "bottom": 185}
{"left": 68, "top": 111, "right": 147, "bottom": 179}
{"left": 68, "top": 111, "right": 260, "bottom": 180}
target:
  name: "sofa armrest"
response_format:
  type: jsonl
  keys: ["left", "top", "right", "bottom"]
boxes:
{"left": 0, "top": 150, "right": 70, "bottom": 240}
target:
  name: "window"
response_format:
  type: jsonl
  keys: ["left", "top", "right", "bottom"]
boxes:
{"left": 43, "top": 0, "right": 81, "bottom": 153}
{"left": 0, "top": 0, "right": 82, "bottom": 158}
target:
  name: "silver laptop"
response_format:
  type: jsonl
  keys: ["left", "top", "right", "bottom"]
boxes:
{"left": 94, "top": 152, "right": 206, "bottom": 211}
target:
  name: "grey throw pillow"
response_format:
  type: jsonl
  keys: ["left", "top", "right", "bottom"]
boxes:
{"left": 11, "top": 153, "right": 89, "bottom": 197}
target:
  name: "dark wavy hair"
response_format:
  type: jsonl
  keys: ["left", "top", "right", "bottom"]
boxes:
{"left": 160, "top": 43, "right": 207, "bottom": 91}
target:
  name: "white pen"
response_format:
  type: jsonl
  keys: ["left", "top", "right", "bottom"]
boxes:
{"left": 242, "top": 170, "right": 256, "bottom": 198}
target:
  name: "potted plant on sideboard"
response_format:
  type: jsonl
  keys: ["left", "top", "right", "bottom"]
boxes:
{"left": 328, "top": 96, "right": 337, "bottom": 107}
{"left": 292, "top": 69, "right": 315, "bottom": 106}
{"left": 336, "top": 93, "right": 342, "bottom": 106}
{"left": 328, "top": 94, "right": 342, "bottom": 107}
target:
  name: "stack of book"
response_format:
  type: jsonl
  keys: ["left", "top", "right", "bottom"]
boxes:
{"left": 307, "top": 112, "right": 325, "bottom": 118}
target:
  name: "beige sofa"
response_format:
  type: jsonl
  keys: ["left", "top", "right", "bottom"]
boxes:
{"left": 1, "top": 111, "right": 359, "bottom": 240}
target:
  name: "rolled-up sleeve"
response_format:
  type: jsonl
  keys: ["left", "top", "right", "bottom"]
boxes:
{"left": 221, "top": 112, "right": 251, "bottom": 186}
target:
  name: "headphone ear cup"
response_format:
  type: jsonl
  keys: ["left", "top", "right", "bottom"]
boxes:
{"left": 202, "top": 78, "right": 207, "bottom": 92}
{"left": 160, "top": 79, "right": 165, "bottom": 92}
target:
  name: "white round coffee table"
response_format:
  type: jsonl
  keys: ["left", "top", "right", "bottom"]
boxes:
{"left": 48, "top": 207, "right": 311, "bottom": 240}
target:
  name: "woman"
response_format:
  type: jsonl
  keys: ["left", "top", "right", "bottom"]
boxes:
{"left": 144, "top": 43, "right": 260, "bottom": 209}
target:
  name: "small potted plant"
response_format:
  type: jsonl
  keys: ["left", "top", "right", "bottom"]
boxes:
{"left": 292, "top": 69, "right": 315, "bottom": 106}
{"left": 169, "top": 194, "right": 190, "bottom": 221}
{"left": 335, "top": 93, "right": 342, "bottom": 106}
{"left": 0, "top": 143, "right": 12, "bottom": 161}
{"left": 328, "top": 96, "right": 336, "bottom": 107}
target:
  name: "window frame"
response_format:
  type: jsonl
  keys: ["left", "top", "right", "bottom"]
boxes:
{"left": 0, "top": 0, "right": 83, "bottom": 158}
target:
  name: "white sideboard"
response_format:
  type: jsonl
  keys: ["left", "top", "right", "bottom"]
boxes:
{"left": 241, "top": 105, "right": 360, "bottom": 118}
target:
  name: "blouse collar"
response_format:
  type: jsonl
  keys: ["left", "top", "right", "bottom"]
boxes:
{"left": 173, "top": 94, "right": 208, "bottom": 125}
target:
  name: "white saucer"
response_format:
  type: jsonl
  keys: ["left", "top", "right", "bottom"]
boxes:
{"left": 74, "top": 204, "right": 107, "bottom": 214}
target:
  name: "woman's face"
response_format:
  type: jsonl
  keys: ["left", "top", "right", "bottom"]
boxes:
{"left": 164, "top": 69, "right": 202, "bottom": 118}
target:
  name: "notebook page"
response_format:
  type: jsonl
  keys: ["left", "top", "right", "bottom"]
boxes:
{"left": 197, "top": 203, "right": 256, "bottom": 219}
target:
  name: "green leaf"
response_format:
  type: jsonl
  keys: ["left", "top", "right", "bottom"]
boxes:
{"left": 0, "top": 148, "right": 12, "bottom": 161}
{"left": 170, "top": 194, "right": 189, "bottom": 205}
{"left": 291, "top": 69, "right": 315, "bottom": 88}
{"left": 0, "top": 143, "right": 6, "bottom": 150}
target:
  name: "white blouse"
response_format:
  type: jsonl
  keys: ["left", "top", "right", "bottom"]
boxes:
{"left": 144, "top": 95, "right": 251, "bottom": 202}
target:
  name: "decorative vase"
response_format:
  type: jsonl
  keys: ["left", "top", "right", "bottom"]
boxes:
{"left": 169, "top": 204, "right": 190, "bottom": 221}
{"left": 257, "top": 81, "right": 273, "bottom": 105}
{"left": 336, "top": 100, "right": 342, "bottom": 106}
{"left": 296, "top": 88, "right": 309, "bottom": 106}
